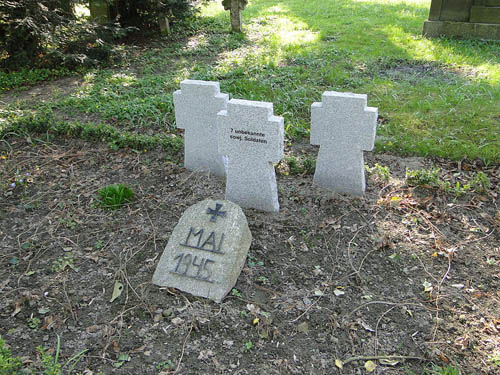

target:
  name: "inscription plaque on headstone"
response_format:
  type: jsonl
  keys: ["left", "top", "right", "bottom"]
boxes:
{"left": 217, "top": 99, "right": 284, "bottom": 212}
{"left": 152, "top": 199, "right": 252, "bottom": 303}
{"left": 310, "top": 91, "right": 377, "bottom": 196}
{"left": 174, "top": 80, "right": 229, "bottom": 176}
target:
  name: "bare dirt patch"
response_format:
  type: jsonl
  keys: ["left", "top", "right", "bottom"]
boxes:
{"left": 0, "top": 77, "right": 83, "bottom": 107}
{"left": 376, "top": 60, "right": 484, "bottom": 84}
{"left": 0, "top": 138, "right": 499, "bottom": 374}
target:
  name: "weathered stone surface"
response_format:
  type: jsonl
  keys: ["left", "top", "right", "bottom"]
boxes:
{"left": 230, "top": 0, "right": 242, "bottom": 32}
{"left": 217, "top": 99, "right": 284, "bottom": 212}
{"left": 222, "top": 0, "right": 248, "bottom": 32}
{"left": 470, "top": 5, "right": 500, "bottom": 24}
{"left": 424, "top": 0, "right": 500, "bottom": 40}
{"left": 310, "top": 92, "right": 377, "bottom": 196}
{"left": 428, "top": 0, "right": 444, "bottom": 21}
{"left": 423, "top": 20, "right": 500, "bottom": 40}
{"left": 89, "top": 0, "right": 110, "bottom": 24}
{"left": 439, "top": 0, "right": 473, "bottom": 22}
{"left": 475, "top": 0, "right": 500, "bottom": 6}
{"left": 174, "top": 80, "right": 229, "bottom": 176}
{"left": 152, "top": 199, "right": 251, "bottom": 303}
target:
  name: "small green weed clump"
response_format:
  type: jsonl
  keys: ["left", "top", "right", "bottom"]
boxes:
{"left": 36, "top": 336, "right": 88, "bottom": 375}
{"left": 97, "top": 184, "right": 135, "bottom": 210}
{"left": 421, "top": 363, "right": 462, "bottom": 375}
{"left": 470, "top": 171, "right": 490, "bottom": 194}
{"left": 156, "top": 360, "right": 175, "bottom": 371}
{"left": 37, "top": 346, "right": 62, "bottom": 375}
{"left": 0, "top": 336, "right": 88, "bottom": 374}
{"left": 0, "top": 337, "right": 23, "bottom": 374}
{"left": 365, "top": 163, "right": 390, "bottom": 183}
{"left": 51, "top": 253, "right": 79, "bottom": 273}
{"left": 490, "top": 350, "right": 500, "bottom": 367}
{"left": 27, "top": 317, "right": 41, "bottom": 330}
{"left": 406, "top": 168, "right": 491, "bottom": 197}
{"left": 285, "top": 155, "right": 316, "bottom": 175}
{"left": 406, "top": 168, "right": 442, "bottom": 188}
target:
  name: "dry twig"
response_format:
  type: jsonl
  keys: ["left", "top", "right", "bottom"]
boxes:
{"left": 342, "top": 354, "right": 427, "bottom": 365}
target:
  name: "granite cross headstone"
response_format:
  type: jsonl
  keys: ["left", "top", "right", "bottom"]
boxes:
{"left": 310, "top": 91, "right": 377, "bottom": 196}
{"left": 217, "top": 99, "right": 284, "bottom": 212}
{"left": 174, "top": 80, "right": 229, "bottom": 176}
{"left": 152, "top": 199, "right": 252, "bottom": 303}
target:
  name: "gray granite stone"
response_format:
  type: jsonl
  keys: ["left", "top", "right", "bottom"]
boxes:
{"left": 152, "top": 199, "right": 251, "bottom": 303}
{"left": 310, "top": 91, "right": 377, "bottom": 196}
{"left": 174, "top": 80, "right": 229, "bottom": 176}
{"left": 217, "top": 99, "right": 284, "bottom": 212}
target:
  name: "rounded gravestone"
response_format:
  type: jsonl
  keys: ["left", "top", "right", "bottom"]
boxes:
{"left": 152, "top": 199, "right": 252, "bottom": 303}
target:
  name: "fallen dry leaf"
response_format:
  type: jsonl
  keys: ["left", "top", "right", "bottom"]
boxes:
{"left": 86, "top": 325, "right": 99, "bottom": 333}
{"left": 297, "top": 321, "right": 309, "bottom": 333}
{"left": 379, "top": 358, "right": 400, "bottom": 366}
{"left": 131, "top": 345, "right": 146, "bottom": 353}
{"left": 334, "top": 359, "right": 343, "bottom": 369}
{"left": 198, "top": 349, "right": 214, "bottom": 360}
{"left": 171, "top": 317, "right": 184, "bottom": 325}
{"left": 110, "top": 281, "right": 123, "bottom": 303}
{"left": 455, "top": 336, "right": 468, "bottom": 350}
{"left": 41, "top": 315, "right": 56, "bottom": 330}
{"left": 11, "top": 303, "right": 22, "bottom": 317}
{"left": 440, "top": 353, "right": 449, "bottom": 363}
{"left": 365, "top": 360, "right": 377, "bottom": 372}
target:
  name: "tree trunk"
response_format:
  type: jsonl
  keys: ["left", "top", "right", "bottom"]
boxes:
{"left": 230, "top": 0, "right": 242, "bottom": 32}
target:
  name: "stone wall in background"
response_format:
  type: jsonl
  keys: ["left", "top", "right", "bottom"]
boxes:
{"left": 423, "top": 0, "right": 500, "bottom": 40}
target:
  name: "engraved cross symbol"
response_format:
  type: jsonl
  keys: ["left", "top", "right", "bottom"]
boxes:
{"left": 206, "top": 203, "right": 226, "bottom": 222}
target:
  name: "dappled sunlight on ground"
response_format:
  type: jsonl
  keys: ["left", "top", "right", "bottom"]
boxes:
{"left": 184, "top": 34, "right": 211, "bottom": 51}
{"left": 108, "top": 73, "right": 137, "bottom": 87}
{"left": 215, "top": 12, "right": 320, "bottom": 71}
{"left": 199, "top": 0, "right": 226, "bottom": 17}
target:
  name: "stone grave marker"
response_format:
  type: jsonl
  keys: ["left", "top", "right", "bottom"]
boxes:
{"left": 423, "top": 0, "right": 500, "bottom": 41}
{"left": 217, "top": 99, "right": 284, "bottom": 212}
{"left": 174, "top": 80, "right": 229, "bottom": 176}
{"left": 310, "top": 91, "right": 378, "bottom": 196}
{"left": 89, "top": 0, "right": 110, "bottom": 24}
{"left": 152, "top": 199, "right": 251, "bottom": 303}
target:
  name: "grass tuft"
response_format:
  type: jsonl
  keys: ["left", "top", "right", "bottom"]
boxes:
{"left": 97, "top": 184, "right": 135, "bottom": 210}
{"left": 0, "top": 337, "right": 23, "bottom": 374}
{"left": 422, "top": 363, "right": 462, "bottom": 375}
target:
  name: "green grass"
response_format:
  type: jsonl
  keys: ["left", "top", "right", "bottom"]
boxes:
{"left": 405, "top": 167, "right": 493, "bottom": 196}
{"left": 421, "top": 363, "right": 462, "bottom": 375}
{"left": 0, "top": 68, "right": 72, "bottom": 92}
{"left": 97, "top": 184, "right": 135, "bottom": 210}
{"left": 490, "top": 350, "right": 500, "bottom": 367}
{"left": 1, "top": 0, "right": 499, "bottom": 163}
{"left": 0, "top": 337, "right": 23, "bottom": 374}
{"left": 406, "top": 362, "right": 463, "bottom": 375}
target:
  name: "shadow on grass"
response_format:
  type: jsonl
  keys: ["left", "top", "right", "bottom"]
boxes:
{"left": 7, "top": 0, "right": 498, "bottom": 162}
{"left": 190, "top": 1, "right": 499, "bottom": 162}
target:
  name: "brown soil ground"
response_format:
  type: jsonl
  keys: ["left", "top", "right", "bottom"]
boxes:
{"left": 1, "top": 135, "right": 499, "bottom": 375}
